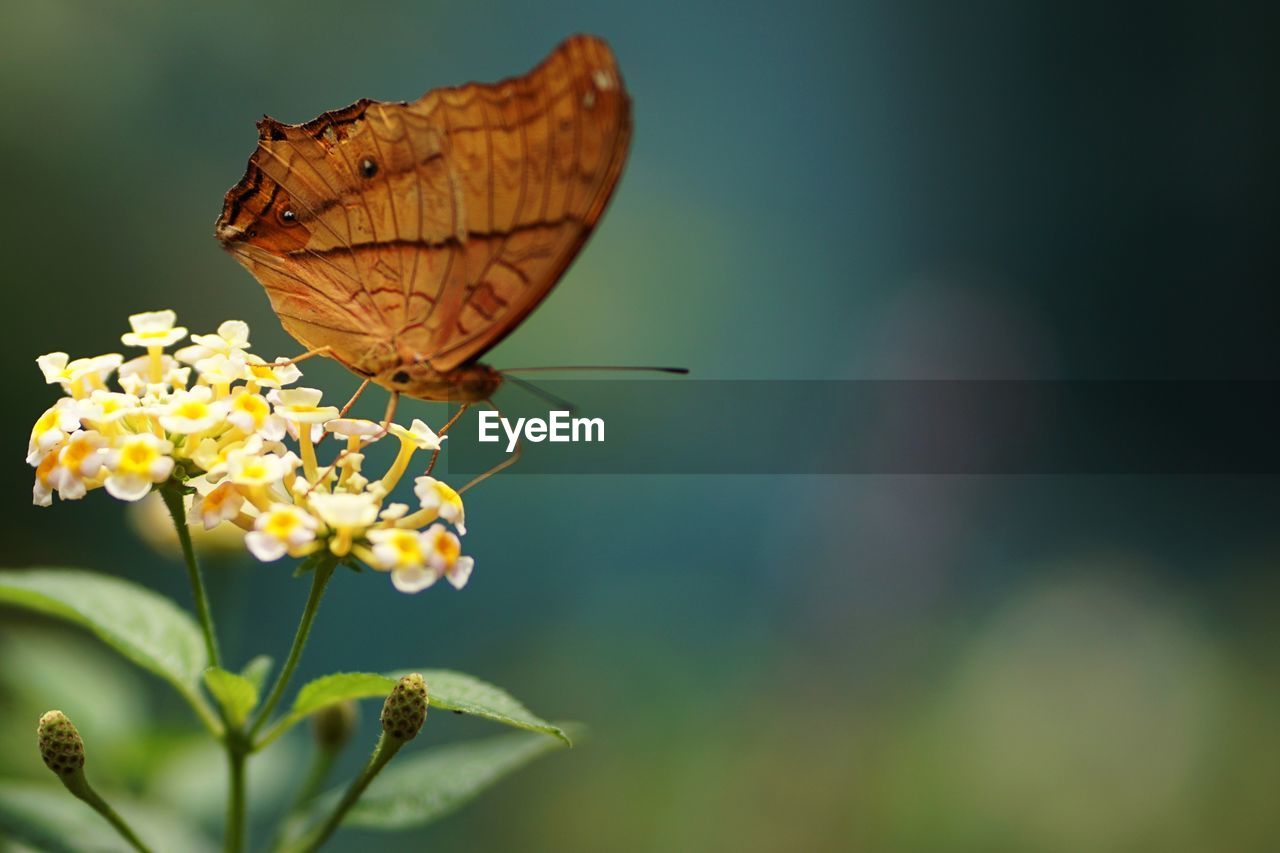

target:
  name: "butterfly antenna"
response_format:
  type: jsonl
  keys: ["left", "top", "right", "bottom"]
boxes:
{"left": 500, "top": 365, "right": 689, "bottom": 375}
{"left": 503, "top": 375, "right": 578, "bottom": 415}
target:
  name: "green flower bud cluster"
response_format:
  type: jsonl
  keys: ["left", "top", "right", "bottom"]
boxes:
{"left": 380, "top": 673, "right": 428, "bottom": 741}
{"left": 38, "top": 710, "right": 85, "bottom": 777}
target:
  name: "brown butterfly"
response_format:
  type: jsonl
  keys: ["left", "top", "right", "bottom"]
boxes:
{"left": 215, "top": 35, "right": 632, "bottom": 408}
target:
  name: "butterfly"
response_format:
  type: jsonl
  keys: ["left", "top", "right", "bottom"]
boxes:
{"left": 215, "top": 35, "right": 631, "bottom": 407}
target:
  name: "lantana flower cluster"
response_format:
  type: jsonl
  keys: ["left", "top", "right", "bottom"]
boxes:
{"left": 28, "top": 310, "right": 473, "bottom": 594}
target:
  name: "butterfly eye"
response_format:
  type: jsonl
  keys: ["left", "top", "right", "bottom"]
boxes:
{"left": 360, "top": 158, "right": 378, "bottom": 179}
{"left": 391, "top": 370, "right": 410, "bottom": 384}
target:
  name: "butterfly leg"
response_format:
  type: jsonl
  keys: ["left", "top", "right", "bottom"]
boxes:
{"left": 457, "top": 402, "right": 522, "bottom": 494}
{"left": 424, "top": 403, "right": 470, "bottom": 477}
{"left": 378, "top": 391, "right": 401, "bottom": 435}
{"left": 339, "top": 377, "right": 372, "bottom": 418}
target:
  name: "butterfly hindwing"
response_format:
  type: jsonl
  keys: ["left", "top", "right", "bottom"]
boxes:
{"left": 217, "top": 34, "right": 631, "bottom": 381}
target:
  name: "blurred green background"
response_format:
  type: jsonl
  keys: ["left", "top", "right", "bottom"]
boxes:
{"left": 2, "top": 1, "right": 1278, "bottom": 851}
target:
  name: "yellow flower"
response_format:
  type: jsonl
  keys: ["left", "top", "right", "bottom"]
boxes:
{"left": 388, "top": 419, "right": 444, "bottom": 451}
{"left": 226, "top": 448, "right": 292, "bottom": 487}
{"left": 425, "top": 524, "right": 473, "bottom": 589}
{"left": 37, "top": 352, "right": 122, "bottom": 398}
{"left": 244, "top": 355, "right": 302, "bottom": 389}
{"left": 103, "top": 434, "right": 174, "bottom": 501}
{"left": 176, "top": 320, "right": 251, "bottom": 364}
{"left": 272, "top": 388, "right": 340, "bottom": 425}
{"left": 78, "top": 390, "right": 142, "bottom": 429}
{"left": 378, "top": 419, "right": 445, "bottom": 494}
{"left": 118, "top": 354, "right": 189, "bottom": 394}
{"left": 367, "top": 527, "right": 438, "bottom": 593}
{"left": 33, "top": 451, "right": 59, "bottom": 507}
{"left": 27, "top": 399, "right": 81, "bottom": 466}
{"left": 191, "top": 481, "right": 246, "bottom": 530}
{"left": 412, "top": 476, "right": 466, "bottom": 534}
{"left": 308, "top": 491, "right": 379, "bottom": 557}
{"left": 159, "top": 386, "right": 227, "bottom": 434}
{"left": 120, "top": 310, "right": 188, "bottom": 349}
{"left": 49, "top": 431, "right": 106, "bottom": 500}
{"left": 246, "top": 503, "right": 318, "bottom": 561}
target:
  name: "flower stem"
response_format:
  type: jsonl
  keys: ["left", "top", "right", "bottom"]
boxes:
{"left": 290, "top": 732, "right": 404, "bottom": 852}
{"left": 159, "top": 482, "right": 221, "bottom": 668}
{"left": 249, "top": 555, "right": 337, "bottom": 741}
{"left": 66, "top": 773, "right": 153, "bottom": 853}
{"left": 225, "top": 742, "right": 248, "bottom": 853}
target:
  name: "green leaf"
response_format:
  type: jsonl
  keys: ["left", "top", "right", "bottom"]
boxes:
{"left": 239, "top": 655, "right": 273, "bottom": 693}
{"left": 292, "top": 672, "right": 397, "bottom": 717}
{"left": 0, "top": 780, "right": 217, "bottom": 852}
{"left": 0, "top": 569, "right": 212, "bottom": 723}
{"left": 296, "top": 728, "right": 574, "bottom": 836}
{"left": 263, "top": 670, "right": 567, "bottom": 746}
{"left": 410, "top": 670, "right": 571, "bottom": 745}
{"left": 203, "top": 667, "right": 259, "bottom": 727}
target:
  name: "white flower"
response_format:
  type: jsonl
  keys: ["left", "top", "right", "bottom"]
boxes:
{"left": 119, "top": 354, "right": 189, "bottom": 391}
{"left": 413, "top": 476, "right": 466, "bottom": 534}
{"left": 33, "top": 452, "right": 58, "bottom": 507}
{"left": 191, "top": 481, "right": 245, "bottom": 530}
{"left": 37, "top": 353, "right": 123, "bottom": 396}
{"left": 27, "top": 399, "right": 82, "bottom": 466}
{"left": 380, "top": 502, "right": 409, "bottom": 521}
{"left": 77, "top": 390, "right": 141, "bottom": 427}
{"left": 273, "top": 387, "right": 339, "bottom": 424}
{"left": 226, "top": 389, "right": 285, "bottom": 440}
{"left": 159, "top": 386, "right": 226, "bottom": 434}
{"left": 192, "top": 353, "right": 250, "bottom": 385}
{"left": 245, "top": 503, "right": 318, "bottom": 561}
{"left": 424, "top": 524, "right": 473, "bottom": 590}
{"left": 121, "top": 310, "right": 188, "bottom": 348}
{"left": 36, "top": 352, "right": 72, "bottom": 386}
{"left": 309, "top": 491, "right": 380, "bottom": 557}
{"left": 308, "top": 491, "right": 379, "bottom": 531}
{"left": 175, "top": 320, "right": 251, "bottom": 364}
{"left": 225, "top": 448, "right": 292, "bottom": 487}
{"left": 388, "top": 419, "right": 444, "bottom": 451}
{"left": 325, "top": 418, "right": 384, "bottom": 446}
{"left": 245, "top": 356, "right": 302, "bottom": 389}
{"left": 102, "top": 433, "right": 174, "bottom": 501}
{"left": 49, "top": 431, "right": 106, "bottom": 501}
{"left": 378, "top": 419, "right": 446, "bottom": 494}
{"left": 367, "top": 527, "right": 439, "bottom": 593}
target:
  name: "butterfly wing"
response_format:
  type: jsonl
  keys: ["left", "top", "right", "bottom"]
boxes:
{"left": 216, "top": 35, "right": 631, "bottom": 377}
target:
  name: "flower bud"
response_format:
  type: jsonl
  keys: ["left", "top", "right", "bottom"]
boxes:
{"left": 380, "top": 673, "right": 428, "bottom": 741}
{"left": 312, "top": 700, "right": 358, "bottom": 750}
{"left": 38, "top": 710, "right": 85, "bottom": 777}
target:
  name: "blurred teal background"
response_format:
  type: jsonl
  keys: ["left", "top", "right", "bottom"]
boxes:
{"left": 2, "top": 1, "right": 1278, "bottom": 851}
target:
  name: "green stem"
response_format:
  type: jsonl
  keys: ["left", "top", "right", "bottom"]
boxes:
{"left": 66, "top": 774, "right": 153, "bottom": 853}
{"left": 159, "top": 482, "right": 221, "bottom": 668}
{"left": 291, "top": 733, "right": 404, "bottom": 852}
{"left": 225, "top": 742, "right": 248, "bottom": 853}
{"left": 249, "top": 555, "right": 338, "bottom": 740}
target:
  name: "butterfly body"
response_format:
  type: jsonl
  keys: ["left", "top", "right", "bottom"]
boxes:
{"left": 216, "top": 35, "right": 631, "bottom": 402}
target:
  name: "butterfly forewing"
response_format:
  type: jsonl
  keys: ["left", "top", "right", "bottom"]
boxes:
{"left": 216, "top": 35, "right": 632, "bottom": 386}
